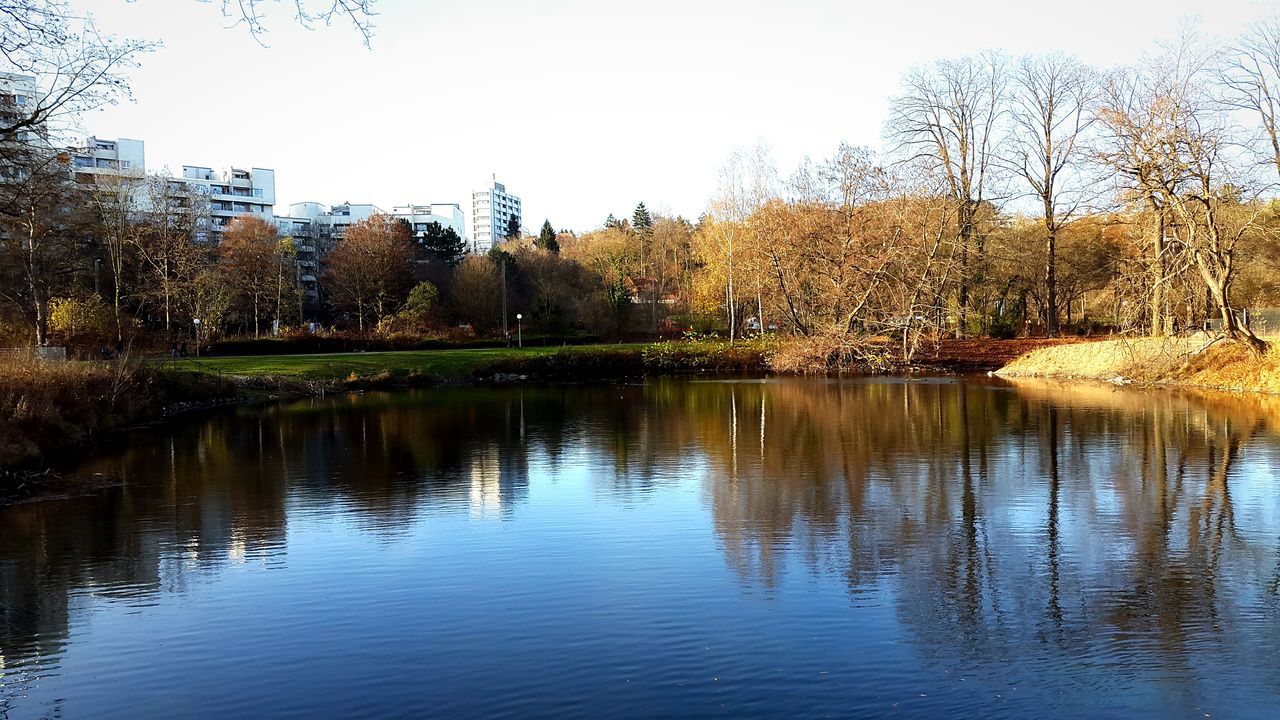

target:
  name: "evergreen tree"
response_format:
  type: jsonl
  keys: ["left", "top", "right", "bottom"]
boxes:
{"left": 505, "top": 216, "right": 521, "bottom": 239}
{"left": 632, "top": 202, "right": 653, "bottom": 235}
{"left": 420, "top": 221, "right": 466, "bottom": 267}
{"left": 537, "top": 220, "right": 560, "bottom": 253}
{"left": 605, "top": 213, "right": 622, "bottom": 229}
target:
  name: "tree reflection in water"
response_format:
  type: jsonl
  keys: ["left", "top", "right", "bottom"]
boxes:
{"left": 698, "top": 378, "right": 1280, "bottom": 704}
{"left": 1, "top": 378, "right": 1279, "bottom": 713}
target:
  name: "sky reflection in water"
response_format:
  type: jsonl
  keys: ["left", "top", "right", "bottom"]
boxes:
{"left": 2, "top": 378, "right": 1279, "bottom": 719}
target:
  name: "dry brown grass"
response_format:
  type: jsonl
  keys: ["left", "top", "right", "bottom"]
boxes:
{"left": 997, "top": 334, "right": 1280, "bottom": 395}
{"left": 0, "top": 357, "right": 236, "bottom": 473}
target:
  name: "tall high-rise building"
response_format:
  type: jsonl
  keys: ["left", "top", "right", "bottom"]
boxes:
{"left": 471, "top": 177, "right": 521, "bottom": 254}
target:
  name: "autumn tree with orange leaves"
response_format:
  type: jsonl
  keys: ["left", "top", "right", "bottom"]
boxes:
{"left": 323, "top": 213, "right": 415, "bottom": 333}
{"left": 219, "top": 216, "right": 280, "bottom": 337}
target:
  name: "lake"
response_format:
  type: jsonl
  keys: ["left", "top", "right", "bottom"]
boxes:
{"left": 2, "top": 378, "right": 1279, "bottom": 719}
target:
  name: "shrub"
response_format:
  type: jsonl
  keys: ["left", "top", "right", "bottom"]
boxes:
{"left": 766, "top": 335, "right": 893, "bottom": 374}
{"left": 0, "top": 358, "right": 237, "bottom": 474}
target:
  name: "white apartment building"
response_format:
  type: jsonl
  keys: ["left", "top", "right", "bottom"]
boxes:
{"left": 181, "top": 165, "right": 276, "bottom": 232}
{"left": 60, "top": 136, "right": 273, "bottom": 239}
{"left": 70, "top": 136, "right": 145, "bottom": 176}
{"left": 286, "top": 201, "right": 383, "bottom": 238}
{"left": 278, "top": 202, "right": 384, "bottom": 305}
{"left": 471, "top": 177, "right": 522, "bottom": 254}
{"left": 392, "top": 203, "right": 466, "bottom": 242}
{"left": 1, "top": 72, "right": 39, "bottom": 145}
{"left": 274, "top": 212, "right": 322, "bottom": 304}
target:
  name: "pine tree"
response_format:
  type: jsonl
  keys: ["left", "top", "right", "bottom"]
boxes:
{"left": 537, "top": 220, "right": 560, "bottom": 253}
{"left": 505, "top": 215, "right": 521, "bottom": 239}
{"left": 605, "top": 213, "right": 621, "bottom": 229}
{"left": 632, "top": 202, "right": 653, "bottom": 235}
{"left": 420, "top": 221, "right": 466, "bottom": 267}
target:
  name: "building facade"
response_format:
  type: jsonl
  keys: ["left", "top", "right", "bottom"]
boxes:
{"left": 70, "top": 137, "right": 145, "bottom": 177}
{"left": 180, "top": 165, "right": 276, "bottom": 233}
{"left": 0, "top": 73, "right": 39, "bottom": 146}
{"left": 471, "top": 177, "right": 521, "bottom": 254}
{"left": 392, "top": 203, "right": 466, "bottom": 243}
{"left": 275, "top": 202, "right": 384, "bottom": 306}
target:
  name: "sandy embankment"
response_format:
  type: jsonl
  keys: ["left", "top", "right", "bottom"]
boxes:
{"left": 995, "top": 334, "right": 1280, "bottom": 395}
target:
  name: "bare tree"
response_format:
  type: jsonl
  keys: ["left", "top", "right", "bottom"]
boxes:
{"left": 0, "top": 150, "right": 88, "bottom": 344}
{"left": 201, "top": 0, "right": 378, "bottom": 46}
{"left": 87, "top": 168, "right": 145, "bottom": 341}
{"left": 1101, "top": 37, "right": 1267, "bottom": 351}
{"left": 1098, "top": 60, "right": 1187, "bottom": 336}
{"left": 888, "top": 52, "right": 1007, "bottom": 338}
{"left": 0, "top": 1, "right": 154, "bottom": 148}
{"left": 712, "top": 142, "right": 776, "bottom": 342}
{"left": 1220, "top": 18, "right": 1280, "bottom": 180}
{"left": 1, "top": 0, "right": 374, "bottom": 149}
{"left": 1004, "top": 53, "right": 1098, "bottom": 337}
{"left": 131, "top": 173, "right": 209, "bottom": 336}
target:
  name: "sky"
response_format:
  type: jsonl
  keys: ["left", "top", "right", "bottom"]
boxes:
{"left": 73, "top": 0, "right": 1280, "bottom": 236}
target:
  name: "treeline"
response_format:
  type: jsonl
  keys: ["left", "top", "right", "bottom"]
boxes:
{"left": 690, "top": 30, "right": 1280, "bottom": 358}
{"left": 0, "top": 159, "right": 700, "bottom": 348}
{"left": 7, "top": 24, "right": 1280, "bottom": 354}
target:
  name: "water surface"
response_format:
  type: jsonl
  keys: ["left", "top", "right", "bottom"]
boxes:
{"left": 2, "top": 378, "right": 1279, "bottom": 718}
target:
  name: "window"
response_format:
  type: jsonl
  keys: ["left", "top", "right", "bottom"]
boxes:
{"left": 121, "top": 160, "right": 131, "bottom": 169}
{"left": 252, "top": 188, "right": 263, "bottom": 198}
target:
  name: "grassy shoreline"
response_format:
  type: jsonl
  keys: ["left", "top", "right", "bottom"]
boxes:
{"left": 1, "top": 359, "right": 240, "bottom": 501}
{"left": 995, "top": 335, "right": 1280, "bottom": 395}
{"left": 2, "top": 341, "right": 772, "bottom": 497}
{"left": 13, "top": 334, "right": 1273, "bottom": 502}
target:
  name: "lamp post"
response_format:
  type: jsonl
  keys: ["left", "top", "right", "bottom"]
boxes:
{"left": 193, "top": 318, "right": 201, "bottom": 359}
{"left": 516, "top": 313, "right": 523, "bottom": 349}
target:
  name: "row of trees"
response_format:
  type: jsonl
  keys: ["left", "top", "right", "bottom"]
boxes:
{"left": 0, "top": 159, "right": 304, "bottom": 345}
{"left": 6, "top": 5, "right": 1280, "bottom": 351}
{"left": 685, "top": 30, "right": 1280, "bottom": 356}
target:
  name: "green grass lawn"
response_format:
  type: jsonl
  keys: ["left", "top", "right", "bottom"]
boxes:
{"left": 162, "top": 344, "right": 650, "bottom": 380}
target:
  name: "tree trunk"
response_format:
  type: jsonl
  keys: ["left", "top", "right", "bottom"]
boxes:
{"left": 1198, "top": 256, "right": 1267, "bottom": 354}
{"left": 1149, "top": 207, "right": 1167, "bottom": 337}
{"left": 727, "top": 231, "right": 736, "bottom": 343}
{"left": 1045, "top": 226, "right": 1058, "bottom": 338}
{"left": 113, "top": 282, "right": 123, "bottom": 343}
{"left": 33, "top": 296, "right": 48, "bottom": 346}
{"left": 956, "top": 199, "right": 978, "bottom": 340}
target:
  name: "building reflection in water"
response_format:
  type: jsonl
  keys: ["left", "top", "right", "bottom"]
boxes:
{"left": 1, "top": 378, "right": 1279, "bottom": 709}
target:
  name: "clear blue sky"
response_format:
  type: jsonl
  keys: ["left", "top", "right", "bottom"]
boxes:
{"left": 77, "top": 0, "right": 1279, "bottom": 234}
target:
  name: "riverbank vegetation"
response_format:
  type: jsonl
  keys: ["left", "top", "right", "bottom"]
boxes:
{"left": 998, "top": 334, "right": 1280, "bottom": 394}
{"left": 0, "top": 356, "right": 237, "bottom": 481}
{"left": 7, "top": 24, "right": 1280, "bottom": 371}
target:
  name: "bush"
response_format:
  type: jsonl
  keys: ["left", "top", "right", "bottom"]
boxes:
{"left": 0, "top": 358, "right": 237, "bottom": 474}
{"left": 766, "top": 335, "right": 893, "bottom": 374}
{"left": 641, "top": 340, "right": 769, "bottom": 374}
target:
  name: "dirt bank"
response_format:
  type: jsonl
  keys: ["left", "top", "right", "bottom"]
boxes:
{"left": 995, "top": 335, "right": 1280, "bottom": 394}
{"left": 913, "top": 337, "right": 1096, "bottom": 372}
